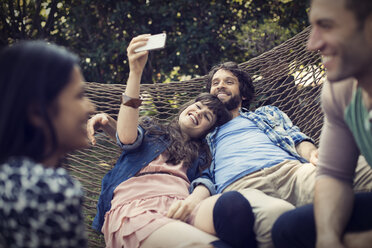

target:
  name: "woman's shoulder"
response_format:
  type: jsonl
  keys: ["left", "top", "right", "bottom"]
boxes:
{"left": 0, "top": 157, "right": 86, "bottom": 248}
{"left": 0, "top": 157, "right": 83, "bottom": 202}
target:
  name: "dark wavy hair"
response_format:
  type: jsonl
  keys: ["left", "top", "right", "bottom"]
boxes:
{"left": 206, "top": 61, "right": 255, "bottom": 110}
{"left": 140, "top": 93, "right": 231, "bottom": 170}
{"left": 0, "top": 40, "right": 79, "bottom": 164}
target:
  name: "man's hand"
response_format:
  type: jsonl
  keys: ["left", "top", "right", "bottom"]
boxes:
{"left": 167, "top": 197, "right": 200, "bottom": 221}
{"left": 309, "top": 149, "right": 319, "bottom": 166}
{"left": 296, "top": 141, "right": 318, "bottom": 164}
{"left": 167, "top": 185, "right": 211, "bottom": 221}
{"left": 87, "top": 113, "right": 117, "bottom": 145}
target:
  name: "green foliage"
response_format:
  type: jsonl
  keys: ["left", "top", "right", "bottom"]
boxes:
{"left": 235, "top": 0, "right": 309, "bottom": 59}
{"left": 1, "top": 0, "right": 309, "bottom": 84}
{"left": 236, "top": 19, "right": 293, "bottom": 58}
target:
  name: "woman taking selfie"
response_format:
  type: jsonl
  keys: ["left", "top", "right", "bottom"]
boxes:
{"left": 0, "top": 41, "right": 94, "bottom": 247}
{"left": 90, "top": 35, "right": 256, "bottom": 248}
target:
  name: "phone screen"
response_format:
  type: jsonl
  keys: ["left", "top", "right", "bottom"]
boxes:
{"left": 135, "top": 33, "right": 167, "bottom": 53}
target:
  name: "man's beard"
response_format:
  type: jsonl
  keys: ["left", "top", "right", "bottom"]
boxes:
{"left": 223, "top": 94, "right": 241, "bottom": 110}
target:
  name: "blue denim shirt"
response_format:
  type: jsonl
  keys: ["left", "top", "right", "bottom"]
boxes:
{"left": 92, "top": 125, "right": 215, "bottom": 232}
{"left": 190, "top": 105, "right": 313, "bottom": 193}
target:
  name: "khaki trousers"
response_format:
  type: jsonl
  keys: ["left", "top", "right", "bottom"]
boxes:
{"left": 223, "top": 157, "right": 372, "bottom": 248}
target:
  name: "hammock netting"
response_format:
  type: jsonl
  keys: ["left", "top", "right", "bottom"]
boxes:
{"left": 63, "top": 26, "right": 325, "bottom": 247}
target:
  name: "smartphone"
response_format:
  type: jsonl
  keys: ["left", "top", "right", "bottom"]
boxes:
{"left": 135, "top": 33, "right": 167, "bottom": 53}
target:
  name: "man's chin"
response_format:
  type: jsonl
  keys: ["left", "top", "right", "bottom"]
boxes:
{"left": 217, "top": 96, "right": 230, "bottom": 102}
{"left": 325, "top": 63, "right": 357, "bottom": 83}
{"left": 326, "top": 72, "right": 351, "bottom": 83}
{"left": 223, "top": 96, "right": 241, "bottom": 110}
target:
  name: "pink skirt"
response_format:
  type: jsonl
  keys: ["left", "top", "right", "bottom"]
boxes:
{"left": 102, "top": 174, "right": 190, "bottom": 248}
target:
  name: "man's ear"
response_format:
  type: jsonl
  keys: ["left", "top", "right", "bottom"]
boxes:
{"left": 364, "top": 14, "right": 372, "bottom": 46}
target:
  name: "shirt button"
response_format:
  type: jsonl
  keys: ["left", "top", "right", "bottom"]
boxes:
{"left": 276, "top": 143, "right": 280, "bottom": 146}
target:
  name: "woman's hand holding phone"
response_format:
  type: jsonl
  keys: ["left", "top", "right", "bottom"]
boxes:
{"left": 127, "top": 35, "right": 150, "bottom": 75}
{"left": 134, "top": 33, "right": 166, "bottom": 53}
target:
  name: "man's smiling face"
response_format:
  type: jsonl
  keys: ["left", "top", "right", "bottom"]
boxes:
{"left": 308, "top": 0, "right": 372, "bottom": 83}
{"left": 210, "top": 69, "right": 242, "bottom": 111}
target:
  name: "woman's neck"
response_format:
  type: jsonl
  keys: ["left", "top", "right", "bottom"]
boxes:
{"left": 41, "top": 153, "right": 61, "bottom": 168}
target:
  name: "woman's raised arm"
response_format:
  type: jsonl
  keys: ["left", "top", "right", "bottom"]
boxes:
{"left": 117, "top": 35, "right": 150, "bottom": 144}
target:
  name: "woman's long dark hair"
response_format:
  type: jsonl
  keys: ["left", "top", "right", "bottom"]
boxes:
{"left": 140, "top": 93, "right": 231, "bottom": 170}
{"left": 0, "top": 41, "right": 79, "bottom": 164}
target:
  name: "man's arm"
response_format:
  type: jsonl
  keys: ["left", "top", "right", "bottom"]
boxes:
{"left": 167, "top": 185, "right": 211, "bottom": 221}
{"left": 314, "top": 80, "right": 360, "bottom": 248}
{"left": 260, "top": 106, "right": 317, "bottom": 163}
{"left": 295, "top": 141, "right": 318, "bottom": 165}
{"left": 257, "top": 105, "right": 314, "bottom": 146}
{"left": 314, "top": 177, "right": 353, "bottom": 248}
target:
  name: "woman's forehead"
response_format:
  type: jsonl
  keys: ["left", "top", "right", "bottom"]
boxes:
{"left": 196, "top": 101, "right": 216, "bottom": 114}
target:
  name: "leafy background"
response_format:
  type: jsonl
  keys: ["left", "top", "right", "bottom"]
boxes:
{"left": 1, "top": 0, "right": 310, "bottom": 85}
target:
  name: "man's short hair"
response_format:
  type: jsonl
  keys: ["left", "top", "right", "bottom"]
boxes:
{"left": 345, "top": 0, "right": 372, "bottom": 25}
{"left": 206, "top": 61, "right": 255, "bottom": 110}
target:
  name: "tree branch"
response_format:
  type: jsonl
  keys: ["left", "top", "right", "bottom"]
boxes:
{"left": 0, "top": 2, "right": 13, "bottom": 40}
{"left": 7, "top": 0, "right": 19, "bottom": 36}
{"left": 32, "top": 0, "right": 42, "bottom": 36}
{"left": 43, "top": 0, "right": 58, "bottom": 36}
{"left": 16, "top": 0, "right": 26, "bottom": 38}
